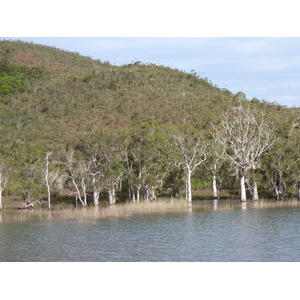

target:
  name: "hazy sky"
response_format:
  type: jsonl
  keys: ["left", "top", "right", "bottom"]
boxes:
{"left": 2, "top": 37, "right": 300, "bottom": 107}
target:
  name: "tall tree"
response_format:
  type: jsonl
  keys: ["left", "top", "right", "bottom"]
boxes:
{"left": 64, "top": 149, "right": 89, "bottom": 207}
{"left": 261, "top": 116, "right": 299, "bottom": 200}
{"left": 214, "top": 103, "right": 275, "bottom": 201}
{"left": 44, "top": 151, "right": 59, "bottom": 209}
{"left": 170, "top": 125, "right": 208, "bottom": 203}
{"left": 127, "top": 121, "right": 172, "bottom": 202}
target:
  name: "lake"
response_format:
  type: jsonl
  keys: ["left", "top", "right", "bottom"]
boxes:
{"left": 1, "top": 199, "right": 300, "bottom": 262}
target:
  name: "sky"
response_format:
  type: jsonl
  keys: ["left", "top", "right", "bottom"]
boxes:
{"left": 1, "top": 37, "right": 300, "bottom": 108}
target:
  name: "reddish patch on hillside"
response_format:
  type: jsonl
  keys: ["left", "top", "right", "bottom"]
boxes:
{"left": 15, "top": 51, "right": 66, "bottom": 71}
{"left": 15, "top": 52, "right": 42, "bottom": 67}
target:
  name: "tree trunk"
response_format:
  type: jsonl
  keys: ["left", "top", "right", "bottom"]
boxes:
{"left": 212, "top": 174, "right": 218, "bottom": 199}
{"left": 72, "top": 178, "right": 85, "bottom": 206}
{"left": 92, "top": 177, "right": 100, "bottom": 206}
{"left": 81, "top": 178, "right": 87, "bottom": 207}
{"left": 109, "top": 188, "right": 116, "bottom": 205}
{"left": 240, "top": 175, "right": 247, "bottom": 202}
{"left": 136, "top": 186, "right": 140, "bottom": 203}
{"left": 144, "top": 186, "right": 149, "bottom": 202}
{"left": 298, "top": 182, "right": 300, "bottom": 200}
{"left": 46, "top": 183, "right": 51, "bottom": 209}
{"left": 277, "top": 189, "right": 284, "bottom": 201}
{"left": 186, "top": 169, "right": 192, "bottom": 203}
{"left": 0, "top": 188, "right": 2, "bottom": 210}
{"left": 172, "top": 186, "right": 180, "bottom": 198}
{"left": 274, "top": 177, "right": 285, "bottom": 200}
{"left": 128, "top": 182, "right": 132, "bottom": 200}
{"left": 211, "top": 162, "right": 218, "bottom": 199}
{"left": 149, "top": 188, "right": 156, "bottom": 201}
{"left": 93, "top": 190, "right": 100, "bottom": 206}
{"left": 132, "top": 189, "right": 136, "bottom": 202}
{"left": 45, "top": 152, "right": 51, "bottom": 210}
{"left": 252, "top": 181, "right": 259, "bottom": 201}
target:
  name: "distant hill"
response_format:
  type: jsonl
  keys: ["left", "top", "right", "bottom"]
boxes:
{"left": 2, "top": 40, "right": 296, "bottom": 147}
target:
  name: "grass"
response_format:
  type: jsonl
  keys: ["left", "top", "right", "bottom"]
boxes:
{"left": 1, "top": 197, "right": 300, "bottom": 223}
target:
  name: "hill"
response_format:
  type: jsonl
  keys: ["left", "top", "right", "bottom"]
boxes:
{"left": 0, "top": 40, "right": 299, "bottom": 206}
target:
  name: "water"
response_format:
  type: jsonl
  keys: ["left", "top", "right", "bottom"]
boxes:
{"left": 1, "top": 200, "right": 300, "bottom": 261}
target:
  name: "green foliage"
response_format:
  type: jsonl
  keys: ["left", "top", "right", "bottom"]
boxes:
{"left": 0, "top": 48, "right": 46, "bottom": 96}
{"left": 0, "top": 40, "right": 299, "bottom": 205}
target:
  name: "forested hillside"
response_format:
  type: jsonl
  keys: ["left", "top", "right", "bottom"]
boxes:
{"left": 0, "top": 40, "right": 299, "bottom": 209}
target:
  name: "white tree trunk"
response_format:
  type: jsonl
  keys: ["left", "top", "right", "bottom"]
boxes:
{"left": 72, "top": 178, "right": 85, "bottom": 206}
{"left": 81, "top": 178, "right": 88, "bottom": 207}
{"left": 92, "top": 177, "right": 100, "bottom": 206}
{"left": 252, "top": 181, "right": 259, "bottom": 201}
{"left": 186, "top": 169, "right": 192, "bottom": 203}
{"left": 240, "top": 175, "right": 247, "bottom": 202}
{"left": 109, "top": 188, "right": 116, "bottom": 205}
{"left": 150, "top": 189, "right": 156, "bottom": 201}
{"left": 46, "top": 183, "right": 51, "bottom": 209}
{"left": 136, "top": 186, "right": 140, "bottom": 203}
{"left": 144, "top": 186, "right": 149, "bottom": 202}
{"left": 45, "top": 152, "right": 51, "bottom": 210}
{"left": 212, "top": 174, "right": 218, "bottom": 199}
{"left": 93, "top": 190, "right": 99, "bottom": 206}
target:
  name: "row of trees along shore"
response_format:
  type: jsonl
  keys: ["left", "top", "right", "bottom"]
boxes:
{"left": 0, "top": 101, "right": 299, "bottom": 210}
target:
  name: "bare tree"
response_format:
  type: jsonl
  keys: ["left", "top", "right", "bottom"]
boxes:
{"left": 172, "top": 128, "right": 208, "bottom": 203}
{"left": 64, "top": 150, "right": 89, "bottom": 207}
{"left": 44, "top": 151, "right": 59, "bottom": 210}
{"left": 88, "top": 154, "right": 104, "bottom": 206}
{"left": 214, "top": 103, "right": 275, "bottom": 202}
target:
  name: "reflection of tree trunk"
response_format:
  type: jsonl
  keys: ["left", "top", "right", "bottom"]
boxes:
{"left": 298, "top": 182, "right": 300, "bottom": 200}
{"left": 252, "top": 181, "right": 259, "bottom": 201}
{"left": 213, "top": 199, "right": 218, "bottom": 210}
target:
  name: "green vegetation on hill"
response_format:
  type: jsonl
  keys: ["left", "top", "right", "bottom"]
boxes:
{"left": 0, "top": 40, "right": 299, "bottom": 208}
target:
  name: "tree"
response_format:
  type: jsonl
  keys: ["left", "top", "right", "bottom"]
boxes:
{"left": 170, "top": 125, "right": 208, "bottom": 203}
{"left": 261, "top": 116, "right": 299, "bottom": 200}
{"left": 44, "top": 151, "right": 59, "bottom": 209}
{"left": 214, "top": 103, "right": 275, "bottom": 201}
{"left": 101, "top": 137, "right": 125, "bottom": 205}
{"left": 64, "top": 149, "right": 89, "bottom": 207}
{"left": 125, "top": 121, "right": 172, "bottom": 202}
{"left": 77, "top": 132, "right": 106, "bottom": 206}
{"left": 0, "top": 160, "right": 8, "bottom": 209}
